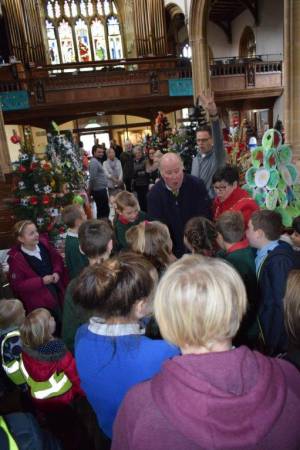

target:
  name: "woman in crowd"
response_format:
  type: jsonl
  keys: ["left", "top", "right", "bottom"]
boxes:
{"left": 132, "top": 146, "right": 149, "bottom": 211}
{"left": 8, "top": 220, "right": 67, "bottom": 315}
{"left": 145, "top": 148, "right": 160, "bottom": 188}
{"left": 184, "top": 216, "right": 218, "bottom": 256}
{"left": 103, "top": 147, "right": 123, "bottom": 193}
{"left": 126, "top": 221, "right": 176, "bottom": 277}
{"left": 73, "top": 253, "right": 179, "bottom": 441}
{"left": 283, "top": 270, "right": 300, "bottom": 370}
{"left": 212, "top": 165, "right": 259, "bottom": 226}
{"left": 112, "top": 256, "right": 300, "bottom": 450}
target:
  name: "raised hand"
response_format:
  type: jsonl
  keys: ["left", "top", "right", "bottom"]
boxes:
{"left": 197, "top": 90, "right": 218, "bottom": 116}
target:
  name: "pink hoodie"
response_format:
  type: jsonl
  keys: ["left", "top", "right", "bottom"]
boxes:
{"left": 112, "top": 346, "right": 300, "bottom": 450}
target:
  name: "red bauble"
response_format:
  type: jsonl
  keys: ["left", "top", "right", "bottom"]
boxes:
{"left": 43, "top": 163, "right": 51, "bottom": 171}
{"left": 29, "top": 196, "right": 38, "bottom": 206}
{"left": 10, "top": 134, "right": 21, "bottom": 144}
{"left": 18, "top": 165, "right": 26, "bottom": 173}
{"left": 30, "top": 162, "right": 38, "bottom": 171}
{"left": 42, "top": 195, "right": 51, "bottom": 205}
{"left": 47, "top": 223, "right": 54, "bottom": 232}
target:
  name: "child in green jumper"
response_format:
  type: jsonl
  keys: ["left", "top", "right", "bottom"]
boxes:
{"left": 62, "top": 204, "right": 88, "bottom": 279}
{"left": 114, "top": 191, "right": 148, "bottom": 249}
{"left": 216, "top": 211, "right": 258, "bottom": 346}
{"left": 62, "top": 219, "right": 114, "bottom": 353}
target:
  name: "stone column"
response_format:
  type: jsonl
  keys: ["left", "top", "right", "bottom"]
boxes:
{"left": 0, "top": 108, "right": 11, "bottom": 176}
{"left": 189, "top": 0, "right": 210, "bottom": 103}
{"left": 284, "top": 0, "right": 300, "bottom": 159}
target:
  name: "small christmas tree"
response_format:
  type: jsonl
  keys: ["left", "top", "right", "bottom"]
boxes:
{"left": 244, "top": 128, "right": 300, "bottom": 227}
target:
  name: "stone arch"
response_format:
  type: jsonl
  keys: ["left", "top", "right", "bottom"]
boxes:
{"left": 189, "top": 0, "right": 211, "bottom": 100}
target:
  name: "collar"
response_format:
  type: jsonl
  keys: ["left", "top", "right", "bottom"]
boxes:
{"left": 21, "top": 244, "right": 41, "bottom": 260}
{"left": 88, "top": 317, "right": 145, "bottom": 336}
{"left": 255, "top": 240, "right": 279, "bottom": 274}
{"left": 66, "top": 230, "right": 78, "bottom": 237}
{"left": 227, "top": 239, "right": 250, "bottom": 254}
{"left": 198, "top": 149, "right": 213, "bottom": 158}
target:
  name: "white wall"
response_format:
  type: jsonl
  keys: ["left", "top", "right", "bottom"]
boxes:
{"left": 207, "top": 0, "right": 283, "bottom": 59}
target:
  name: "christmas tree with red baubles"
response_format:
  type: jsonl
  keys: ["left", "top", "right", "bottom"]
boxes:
{"left": 11, "top": 125, "right": 86, "bottom": 239}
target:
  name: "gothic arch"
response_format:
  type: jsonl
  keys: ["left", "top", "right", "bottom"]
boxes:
{"left": 239, "top": 26, "right": 256, "bottom": 58}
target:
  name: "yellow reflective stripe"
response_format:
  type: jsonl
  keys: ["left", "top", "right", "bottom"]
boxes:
{"left": 0, "top": 416, "right": 19, "bottom": 450}
{"left": 2, "top": 359, "right": 20, "bottom": 375}
{"left": 33, "top": 373, "right": 72, "bottom": 400}
{"left": 19, "top": 358, "right": 72, "bottom": 400}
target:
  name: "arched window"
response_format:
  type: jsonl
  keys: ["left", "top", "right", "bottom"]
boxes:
{"left": 239, "top": 26, "right": 256, "bottom": 58}
{"left": 44, "top": 0, "right": 123, "bottom": 64}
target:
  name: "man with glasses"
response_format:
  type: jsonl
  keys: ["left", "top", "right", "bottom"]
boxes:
{"left": 191, "top": 90, "right": 226, "bottom": 198}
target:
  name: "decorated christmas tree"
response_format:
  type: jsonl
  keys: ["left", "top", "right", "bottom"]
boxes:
{"left": 168, "top": 104, "right": 208, "bottom": 172}
{"left": 11, "top": 125, "right": 86, "bottom": 239}
{"left": 244, "top": 128, "right": 300, "bottom": 227}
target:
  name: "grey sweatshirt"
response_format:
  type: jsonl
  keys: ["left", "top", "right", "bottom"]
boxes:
{"left": 191, "top": 118, "right": 226, "bottom": 198}
{"left": 89, "top": 157, "right": 108, "bottom": 191}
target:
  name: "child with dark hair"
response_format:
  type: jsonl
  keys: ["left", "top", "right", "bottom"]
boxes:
{"left": 62, "top": 219, "right": 114, "bottom": 353}
{"left": 247, "top": 210, "right": 300, "bottom": 355}
{"left": 216, "top": 211, "right": 258, "bottom": 345}
{"left": 290, "top": 216, "right": 300, "bottom": 248}
{"left": 184, "top": 216, "right": 218, "bottom": 256}
{"left": 74, "top": 253, "right": 179, "bottom": 440}
{"left": 62, "top": 204, "right": 88, "bottom": 279}
{"left": 212, "top": 165, "right": 259, "bottom": 226}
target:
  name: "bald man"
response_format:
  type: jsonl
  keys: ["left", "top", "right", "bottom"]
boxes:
{"left": 147, "top": 153, "right": 211, "bottom": 257}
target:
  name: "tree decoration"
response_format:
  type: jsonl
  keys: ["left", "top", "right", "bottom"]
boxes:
{"left": 244, "top": 129, "right": 300, "bottom": 226}
{"left": 11, "top": 125, "right": 87, "bottom": 242}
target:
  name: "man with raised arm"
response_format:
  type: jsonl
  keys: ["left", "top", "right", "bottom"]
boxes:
{"left": 191, "top": 90, "right": 226, "bottom": 198}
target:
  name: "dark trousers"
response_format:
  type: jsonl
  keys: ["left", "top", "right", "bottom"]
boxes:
{"left": 135, "top": 185, "right": 148, "bottom": 212}
{"left": 92, "top": 189, "right": 109, "bottom": 219}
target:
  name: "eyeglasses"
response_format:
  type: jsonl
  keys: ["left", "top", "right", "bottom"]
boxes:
{"left": 214, "top": 184, "right": 229, "bottom": 191}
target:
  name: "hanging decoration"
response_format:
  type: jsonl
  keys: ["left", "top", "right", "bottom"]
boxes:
{"left": 243, "top": 129, "right": 300, "bottom": 226}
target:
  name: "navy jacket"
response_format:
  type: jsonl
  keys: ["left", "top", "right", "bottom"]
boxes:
{"left": 147, "top": 174, "right": 211, "bottom": 257}
{"left": 258, "top": 241, "right": 300, "bottom": 355}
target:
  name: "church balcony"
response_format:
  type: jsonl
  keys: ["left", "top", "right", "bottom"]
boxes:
{"left": 0, "top": 55, "right": 283, "bottom": 127}
{"left": 211, "top": 54, "right": 283, "bottom": 107}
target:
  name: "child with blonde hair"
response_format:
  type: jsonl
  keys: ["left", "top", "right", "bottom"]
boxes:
{"left": 126, "top": 220, "right": 176, "bottom": 276}
{"left": 20, "top": 308, "right": 83, "bottom": 410}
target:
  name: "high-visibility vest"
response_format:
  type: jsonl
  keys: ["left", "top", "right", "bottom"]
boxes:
{"left": 19, "top": 357, "right": 73, "bottom": 400}
{"left": 0, "top": 416, "right": 19, "bottom": 450}
{"left": 1, "top": 331, "right": 73, "bottom": 400}
{"left": 1, "top": 331, "right": 26, "bottom": 386}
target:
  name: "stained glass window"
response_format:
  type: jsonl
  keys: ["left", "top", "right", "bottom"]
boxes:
{"left": 44, "top": 0, "right": 123, "bottom": 63}
{"left": 107, "top": 16, "right": 123, "bottom": 60}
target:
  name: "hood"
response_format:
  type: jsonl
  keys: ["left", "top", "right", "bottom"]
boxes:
{"left": 151, "top": 346, "right": 287, "bottom": 449}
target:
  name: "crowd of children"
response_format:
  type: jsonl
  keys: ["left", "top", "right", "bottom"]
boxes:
{"left": 1, "top": 162, "right": 300, "bottom": 449}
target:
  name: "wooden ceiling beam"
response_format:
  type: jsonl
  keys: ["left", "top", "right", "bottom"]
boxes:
{"left": 239, "top": 0, "right": 259, "bottom": 25}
